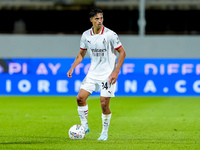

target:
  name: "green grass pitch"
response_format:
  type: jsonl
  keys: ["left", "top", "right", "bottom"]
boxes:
{"left": 0, "top": 96, "right": 200, "bottom": 150}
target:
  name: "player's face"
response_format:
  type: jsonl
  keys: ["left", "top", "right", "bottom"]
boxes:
{"left": 90, "top": 13, "right": 103, "bottom": 29}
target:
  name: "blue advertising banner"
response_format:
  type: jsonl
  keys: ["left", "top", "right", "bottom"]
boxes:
{"left": 0, "top": 58, "right": 200, "bottom": 96}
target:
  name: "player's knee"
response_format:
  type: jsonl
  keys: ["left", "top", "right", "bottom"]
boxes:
{"left": 101, "top": 97, "right": 111, "bottom": 113}
{"left": 100, "top": 98, "right": 108, "bottom": 109}
{"left": 101, "top": 101, "right": 110, "bottom": 113}
{"left": 76, "top": 95, "right": 85, "bottom": 105}
{"left": 100, "top": 101, "right": 106, "bottom": 108}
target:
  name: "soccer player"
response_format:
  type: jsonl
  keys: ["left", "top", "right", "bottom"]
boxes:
{"left": 67, "top": 9, "right": 126, "bottom": 141}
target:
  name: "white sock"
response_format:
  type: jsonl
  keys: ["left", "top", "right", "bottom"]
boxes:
{"left": 77, "top": 105, "right": 88, "bottom": 129}
{"left": 101, "top": 113, "right": 111, "bottom": 135}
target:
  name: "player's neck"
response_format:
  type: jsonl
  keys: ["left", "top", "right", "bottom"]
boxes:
{"left": 92, "top": 26, "right": 103, "bottom": 34}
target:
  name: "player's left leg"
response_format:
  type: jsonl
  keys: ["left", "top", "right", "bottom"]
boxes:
{"left": 98, "top": 79, "right": 115, "bottom": 140}
{"left": 97, "top": 96, "right": 111, "bottom": 141}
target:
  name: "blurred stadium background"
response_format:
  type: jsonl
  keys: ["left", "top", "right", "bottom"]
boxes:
{"left": 0, "top": 0, "right": 200, "bottom": 35}
{"left": 0, "top": 0, "right": 200, "bottom": 58}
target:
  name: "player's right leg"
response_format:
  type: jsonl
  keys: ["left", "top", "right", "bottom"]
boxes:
{"left": 77, "top": 89, "right": 91, "bottom": 134}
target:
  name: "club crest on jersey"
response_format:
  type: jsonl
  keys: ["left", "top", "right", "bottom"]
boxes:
{"left": 103, "top": 38, "right": 106, "bottom": 46}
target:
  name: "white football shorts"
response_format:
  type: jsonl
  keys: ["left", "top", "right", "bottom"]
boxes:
{"left": 80, "top": 76, "right": 116, "bottom": 97}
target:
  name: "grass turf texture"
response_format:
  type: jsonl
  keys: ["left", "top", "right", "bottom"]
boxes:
{"left": 0, "top": 97, "right": 199, "bottom": 150}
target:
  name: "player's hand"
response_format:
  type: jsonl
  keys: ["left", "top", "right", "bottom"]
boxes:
{"left": 109, "top": 71, "right": 119, "bottom": 85}
{"left": 67, "top": 69, "right": 73, "bottom": 78}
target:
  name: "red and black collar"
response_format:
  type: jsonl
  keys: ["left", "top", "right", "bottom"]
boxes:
{"left": 90, "top": 26, "right": 105, "bottom": 36}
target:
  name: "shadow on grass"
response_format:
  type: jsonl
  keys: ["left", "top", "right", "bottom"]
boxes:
{"left": 0, "top": 141, "right": 44, "bottom": 145}
{"left": 0, "top": 136, "right": 69, "bottom": 145}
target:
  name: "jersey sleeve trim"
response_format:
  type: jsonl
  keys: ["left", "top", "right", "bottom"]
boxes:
{"left": 115, "top": 45, "right": 122, "bottom": 50}
{"left": 80, "top": 47, "right": 87, "bottom": 50}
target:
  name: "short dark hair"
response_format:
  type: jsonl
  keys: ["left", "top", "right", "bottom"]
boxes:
{"left": 89, "top": 9, "right": 103, "bottom": 18}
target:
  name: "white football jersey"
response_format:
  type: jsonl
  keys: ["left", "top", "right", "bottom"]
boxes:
{"left": 80, "top": 26, "right": 122, "bottom": 81}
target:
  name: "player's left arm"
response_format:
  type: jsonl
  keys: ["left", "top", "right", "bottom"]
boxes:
{"left": 109, "top": 46, "right": 126, "bottom": 85}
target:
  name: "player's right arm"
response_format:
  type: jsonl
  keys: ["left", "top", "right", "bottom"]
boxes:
{"left": 67, "top": 49, "right": 87, "bottom": 78}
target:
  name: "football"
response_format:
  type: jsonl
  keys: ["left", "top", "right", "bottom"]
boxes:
{"left": 69, "top": 125, "right": 85, "bottom": 140}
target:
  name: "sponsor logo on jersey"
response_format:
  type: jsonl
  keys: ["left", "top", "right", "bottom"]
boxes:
{"left": 91, "top": 48, "right": 107, "bottom": 57}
